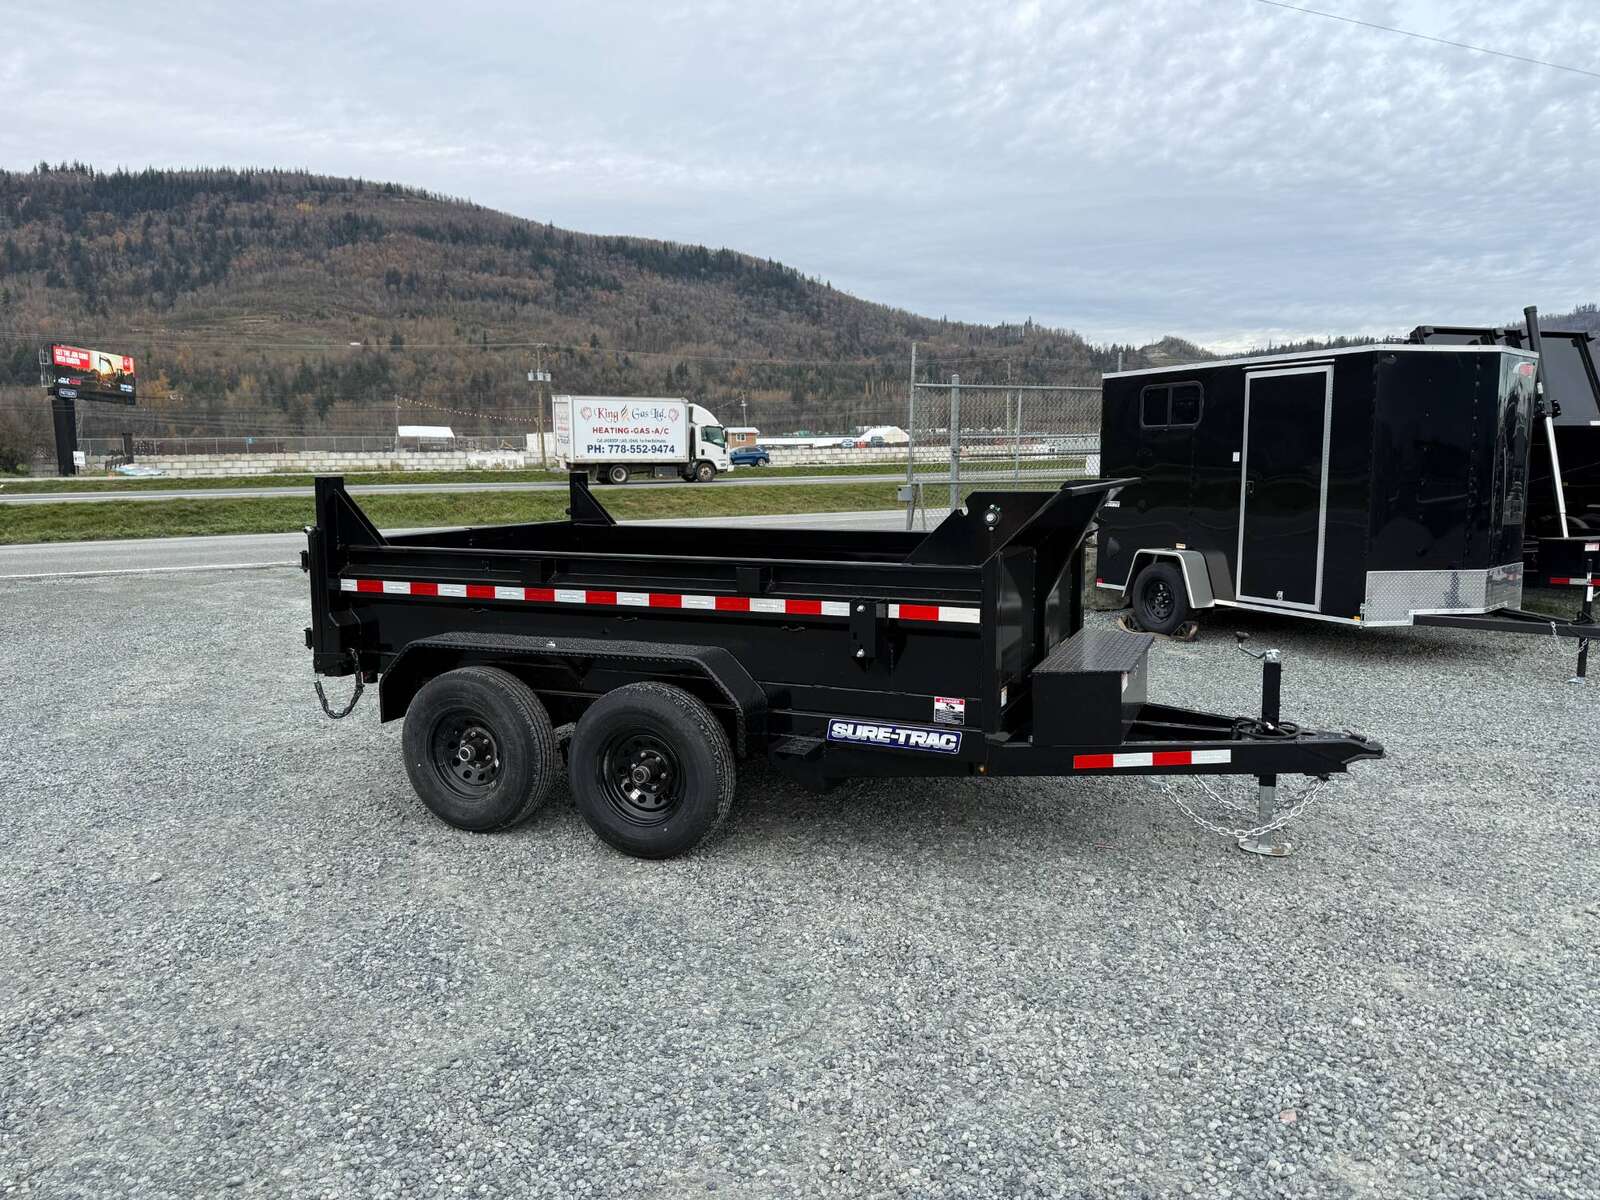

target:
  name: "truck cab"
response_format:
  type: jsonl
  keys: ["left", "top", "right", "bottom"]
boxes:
{"left": 690, "top": 404, "right": 733, "bottom": 477}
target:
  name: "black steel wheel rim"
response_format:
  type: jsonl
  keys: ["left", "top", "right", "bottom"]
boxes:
{"left": 597, "top": 730, "right": 683, "bottom": 826}
{"left": 429, "top": 709, "right": 504, "bottom": 798}
{"left": 1144, "top": 578, "right": 1176, "bottom": 622}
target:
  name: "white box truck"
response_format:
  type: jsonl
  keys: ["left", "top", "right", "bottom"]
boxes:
{"left": 553, "top": 396, "right": 734, "bottom": 483}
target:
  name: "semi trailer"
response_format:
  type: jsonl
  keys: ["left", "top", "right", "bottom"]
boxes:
{"left": 304, "top": 473, "right": 1382, "bottom": 859}
{"left": 553, "top": 394, "right": 733, "bottom": 484}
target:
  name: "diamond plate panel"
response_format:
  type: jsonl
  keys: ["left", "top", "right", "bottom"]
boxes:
{"left": 1361, "top": 563, "right": 1523, "bottom": 625}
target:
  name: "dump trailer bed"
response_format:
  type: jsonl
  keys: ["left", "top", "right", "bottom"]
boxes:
{"left": 304, "top": 474, "right": 1381, "bottom": 858}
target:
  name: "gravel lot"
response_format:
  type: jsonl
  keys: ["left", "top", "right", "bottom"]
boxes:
{"left": 2, "top": 566, "right": 1596, "bottom": 1199}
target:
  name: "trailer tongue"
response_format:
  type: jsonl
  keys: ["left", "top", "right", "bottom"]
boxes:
{"left": 304, "top": 474, "right": 1381, "bottom": 859}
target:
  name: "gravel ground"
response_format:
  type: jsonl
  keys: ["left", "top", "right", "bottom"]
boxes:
{"left": 2, "top": 567, "right": 1597, "bottom": 1199}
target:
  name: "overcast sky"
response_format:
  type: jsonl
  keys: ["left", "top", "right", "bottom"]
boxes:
{"left": 3, "top": 0, "right": 1596, "bottom": 350}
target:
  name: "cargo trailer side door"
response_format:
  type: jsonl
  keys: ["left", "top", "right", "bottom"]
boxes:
{"left": 1236, "top": 364, "right": 1333, "bottom": 610}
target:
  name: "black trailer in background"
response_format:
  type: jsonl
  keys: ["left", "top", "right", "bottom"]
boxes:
{"left": 1096, "top": 344, "right": 1595, "bottom": 673}
{"left": 1408, "top": 312, "right": 1600, "bottom": 567}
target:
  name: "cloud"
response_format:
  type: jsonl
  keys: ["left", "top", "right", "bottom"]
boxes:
{"left": 2, "top": 0, "right": 1596, "bottom": 348}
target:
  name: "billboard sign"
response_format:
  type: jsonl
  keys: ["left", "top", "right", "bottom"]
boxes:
{"left": 49, "top": 344, "right": 136, "bottom": 404}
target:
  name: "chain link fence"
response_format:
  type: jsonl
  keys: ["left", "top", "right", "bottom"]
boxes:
{"left": 901, "top": 375, "right": 1103, "bottom": 528}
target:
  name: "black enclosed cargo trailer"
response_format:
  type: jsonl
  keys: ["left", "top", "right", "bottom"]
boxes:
{"left": 1097, "top": 344, "right": 1595, "bottom": 663}
{"left": 1409, "top": 314, "right": 1600, "bottom": 560}
{"left": 304, "top": 474, "right": 1381, "bottom": 859}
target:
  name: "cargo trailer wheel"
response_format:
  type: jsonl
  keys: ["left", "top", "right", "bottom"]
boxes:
{"left": 606, "top": 464, "right": 630, "bottom": 485}
{"left": 570, "top": 683, "right": 735, "bottom": 859}
{"left": 1131, "top": 562, "right": 1190, "bottom": 636}
{"left": 694, "top": 461, "right": 717, "bottom": 483}
{"left": 402, "top": 667, "right": 558, "bottom": 832}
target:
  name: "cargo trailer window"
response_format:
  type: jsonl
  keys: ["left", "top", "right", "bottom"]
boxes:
{"left": 1139, "top": 382, "right": 1203, "bottom": 429}
{"left": 1170, "top": 383, "right": 1202, "bottom": 424}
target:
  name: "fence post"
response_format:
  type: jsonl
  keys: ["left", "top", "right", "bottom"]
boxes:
{"left": 904, "top": 343, "right": 917, "bottom": 531}
{"left": 948, "top": 374, "right": 961, "bottom": 511}
{"left": 1012, "top": 388, "right": 1022, "bottom": 481}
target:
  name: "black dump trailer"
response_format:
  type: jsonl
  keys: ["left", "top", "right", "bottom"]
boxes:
{"left": 1097, "top": 344, "right": 1596, "bottom": 667}
{"left": 304, "top": 474, "right": 1381, "bottom": 859}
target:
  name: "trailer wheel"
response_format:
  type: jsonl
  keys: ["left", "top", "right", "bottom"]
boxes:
{"left": 402, "top": 667, "right": 558, "bottom": 832}
{"left": 569, "top": 683, "right": 735, "bottom": 859}
{"left": 1131, "top": 561, "right": 1190, "bottom": 636}
{"left": 694, "top": 460, "right": 716, "bottom": 483}
{"left": 605, "top": 464, "right": 630, "bottom": 485}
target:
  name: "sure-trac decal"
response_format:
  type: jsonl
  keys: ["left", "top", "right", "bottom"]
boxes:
{"left": 826, "top": 719, "right": 963, "bottom": 754}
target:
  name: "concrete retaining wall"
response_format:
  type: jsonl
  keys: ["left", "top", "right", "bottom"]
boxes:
{"left": 97, "top": 449, "right": 540, "bottom": 478}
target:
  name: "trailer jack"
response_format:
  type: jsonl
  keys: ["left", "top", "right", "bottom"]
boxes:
{"left": 1236, "top": 634, "right": 1292, "bottom": 857}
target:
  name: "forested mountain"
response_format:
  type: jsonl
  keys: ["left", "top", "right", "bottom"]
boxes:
{"left": 0, "top": 165, "right": 1170, "bottom": 445}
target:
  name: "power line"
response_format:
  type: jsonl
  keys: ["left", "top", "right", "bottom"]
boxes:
{"left": 1252, "top": 0, "right": 1600, "bottom": 81}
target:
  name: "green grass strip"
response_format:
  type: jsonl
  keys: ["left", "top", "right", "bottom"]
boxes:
{"left": 0, "top": 481, "right": 906, "bottom": 545}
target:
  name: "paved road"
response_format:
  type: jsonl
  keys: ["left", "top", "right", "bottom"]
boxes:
{"left": 0, "top": 472, "right": 906, "bottom": 504}
{"left": 0, "top": 510, "right": 909, "bottom": 578}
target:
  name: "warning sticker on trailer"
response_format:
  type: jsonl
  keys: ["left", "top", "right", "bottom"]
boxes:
{"left": 932, "top": 695, "right": 966, "bottom": 725}
{"left": 827, "top": 719, "right": 963, "bottom": 755}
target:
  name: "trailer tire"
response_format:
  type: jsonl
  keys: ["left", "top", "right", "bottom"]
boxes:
{"left": 1131, "top": 561, "right": 1190, "bottom": 636}
{"left": 694, "top": 461, "right": 716, "bottom": 483}
{"left": 402, "top": 666, "right": 559, "bottom": 833}
{"left": 569, "top": 682, "right": 735, "bottom": 859}
{"left": 605, "top": 464, "right": 630, "bottom": 485}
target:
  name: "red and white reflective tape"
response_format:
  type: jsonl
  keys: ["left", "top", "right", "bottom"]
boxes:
{"left": 339, "top": 577, "right": 981, "bottom": 625}
{"left": 1547, "top": 577, "right": 1597, "bottom": 587}
{"left": 1071, "top": 748, "right": 1233, "bottom": 770}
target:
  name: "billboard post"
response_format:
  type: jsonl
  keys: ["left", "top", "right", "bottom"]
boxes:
{"left": 49, "top": 394, "right": 79, "bottom": 477}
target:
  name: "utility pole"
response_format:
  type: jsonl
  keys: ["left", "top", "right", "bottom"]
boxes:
{"left": 527, "top": 347, "right": 552, "bottom": 469}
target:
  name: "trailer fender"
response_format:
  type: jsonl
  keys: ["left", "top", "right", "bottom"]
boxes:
{"left": 376, "top": 632, "right": 767, "bottom": 753}
{"left": 1124, "top": 549, "right": 1216, "bottom": 609}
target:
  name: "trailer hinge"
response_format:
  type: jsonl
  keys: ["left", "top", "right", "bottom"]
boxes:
{"left": 850, "top": 600, "right": 888, "bottom": 664}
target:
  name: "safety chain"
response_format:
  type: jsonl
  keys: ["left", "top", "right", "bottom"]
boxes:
{"left": 1150, "top": 774, "right": 1331, "bottom": 842}
{"left": 314, "top": 651, "right": 366, "bottom": 720}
